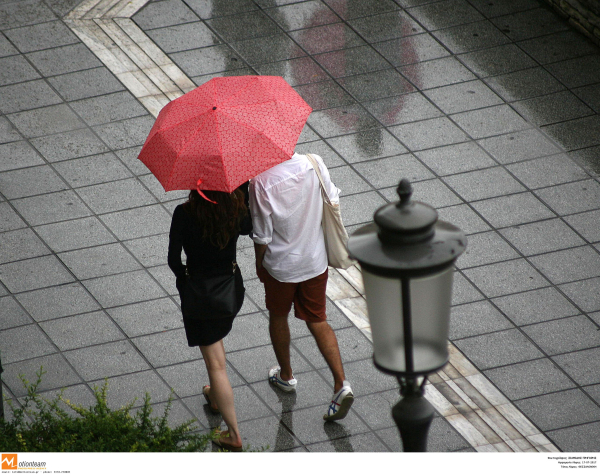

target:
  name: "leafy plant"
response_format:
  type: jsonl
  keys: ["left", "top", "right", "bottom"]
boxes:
{"left": 0, "top": 367, "right": 211, "bottom": 452}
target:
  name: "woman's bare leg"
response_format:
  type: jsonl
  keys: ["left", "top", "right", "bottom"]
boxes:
{"left": 200, "top": 339, "right": 242, "bottom": 447}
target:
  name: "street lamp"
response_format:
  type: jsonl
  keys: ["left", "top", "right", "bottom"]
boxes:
{"left": 348, "top": 179, "right": 467, "bottom": 452}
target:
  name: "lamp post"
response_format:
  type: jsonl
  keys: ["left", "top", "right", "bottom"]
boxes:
{"left": 348, "top": 179, "right": 466, "bottom": 452}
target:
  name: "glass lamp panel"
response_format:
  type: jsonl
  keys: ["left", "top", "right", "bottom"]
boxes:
{"left": 362, "top": 267, "right": 453, "bottom": 374}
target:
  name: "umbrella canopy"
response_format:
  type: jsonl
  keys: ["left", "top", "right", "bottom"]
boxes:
{"left": 138, "top": 75, "right": 312, "bottom": 193}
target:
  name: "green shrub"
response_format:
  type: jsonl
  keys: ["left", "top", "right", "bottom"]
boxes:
{"left": 0, "top": 368, "right": 211, "bottom": 452}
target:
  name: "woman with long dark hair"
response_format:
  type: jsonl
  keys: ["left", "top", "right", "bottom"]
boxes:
{"left": 168, "top": 182, "right": 251, "bottom": 452}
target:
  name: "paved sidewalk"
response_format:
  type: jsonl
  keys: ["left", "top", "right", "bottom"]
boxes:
{"left": 1, "top": 0, "right": 600, "bottom": 453}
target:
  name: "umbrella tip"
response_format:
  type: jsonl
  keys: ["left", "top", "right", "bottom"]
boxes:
{"left": 213, "top": 106, "right": 217, "bottom": 110}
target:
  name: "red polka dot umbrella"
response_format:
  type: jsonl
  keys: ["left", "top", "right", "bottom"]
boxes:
{"left": 138, "top": 76, "right": 312, "bottom": 194}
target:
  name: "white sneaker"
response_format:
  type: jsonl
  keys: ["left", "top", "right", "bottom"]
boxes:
{"left": 323, "top": 381, "right": 354, "bottom": 421}
{"left": 268, "top": 366, "right": 297, "bottom": 392}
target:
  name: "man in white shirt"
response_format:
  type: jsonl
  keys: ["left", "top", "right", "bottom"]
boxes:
{"left": 249, "top": 152, "right": 354, "bottom": 421}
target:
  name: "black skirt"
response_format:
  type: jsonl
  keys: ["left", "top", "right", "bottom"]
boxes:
{"left": 182, "top": 315, "right": 235, "bottom": 347}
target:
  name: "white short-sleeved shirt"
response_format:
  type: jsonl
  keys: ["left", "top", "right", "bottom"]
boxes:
{"left": 249, "top": 153, "right": 340, "bottom": 283}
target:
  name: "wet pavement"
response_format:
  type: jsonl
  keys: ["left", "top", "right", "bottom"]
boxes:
{"left": 1, "top": 0, "right": 600, "bottom": 453}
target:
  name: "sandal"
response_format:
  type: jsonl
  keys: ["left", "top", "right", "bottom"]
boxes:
{"left": 203, "top": 385, "right": 220, "bottom": 414}
{"left": 212, "top": 429, "right": 243, "bottom": 452}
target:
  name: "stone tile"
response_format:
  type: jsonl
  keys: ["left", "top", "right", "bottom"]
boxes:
{"left": 499, "top": 218, "right": 586, "bottom": 256}
{"left": 0, "top": 32, "right": 18, "bottom": 57}
{"left": 353, "top": 154, "right": 432, "bottom": 189}
{"left": 431, "top": 19, "right": 510, "bottom": 55}
{"left": 100, "top": 370, "right": 174, "bottom": 410}
{"left": 107, "top": 298, "right": 183, "bottom": 338}
{"left": 407, "top": 0, "right": 484, "bottom": 31}
{"left": 545, "top": 54, "right": 600, "bottom": 89}
{"left": 1, "top": 353, "right": 80, "bottom": 398}
{"left": 454, "top": 329, "right": 544, "bottom": 370}
{"left": 485, "top": 358, "right": 575, "bottom": 401}
{"left": 0, "top": 255, "right": 75, "bottom": 293}
{"left": 132, "top": 0, "right": 198, "bottom": 29}
{"left": 324, "top": 129, "right": 405, "bottom": 164}
{"left": 485, "top": 67, "right": 566, "bottom": 102}
{"left": 535, "top": 179, "right": 600, "bottom": 215}
{"left": 93, "top": 116, "right": 155, "bottom": 150}
{"left": 565, "top": 210, "right": 600, "bottom": 244}
{"left": 574, "top": 83, "right": 600, "bottom": 114}
{"left": 452, "top": 270, "right": 485, "bottom": 305}
{"left": 338, "top": 69, "right": 416, "bottom": 102}
{"left": 83, "top": 270, "right": 167, "bottom": 308}
{"left": 30, "top": 128, "right": 109, "bottom": 162}
{"left": 416, "top": 141, "right": 496, "bottom": 176}
{"left": 399, "top": 177, "right": 462, "bottom": 208}
{"left": 307, "top": 104, "right": 379, "bottom": 138}
{"left": 553, "top": 347, "right": 600, "bottom": 386}
{"left": 40, "top": 311, "right": 125, "bottom": 351}
{"left": 0, "top": 202, "right": 26, "bottom": 232}
{"left": 206, "top": 10, "right": 280, "bottom": 42}
{"left": 0, "top": 228, "right": 50, "bottom": 264}
{"left": 337, "top": 358, "right": 398, "bottom": 397}
{"left": 55, "top": 153, "right": 131, "bottom": 188}
{"left": 48, "top": 67, "right": 125, "bottom": 102}
{"left": 547, "top": 422, "right": 600, "bottom": 453}
{"left": 227, "top": 345, "right": 311, "bottom": 384}
{"left": 508, "top": 154, "right": 590, "bottom": 190}
{"left": 0, "top": 55, "right": 40, "bottom": 86}
{"left": 294, "top": 80, "right": 356, "bottom": 111}
{"left": 8, "top": 104, "right": 85, "bottom": 138}
{"left": 255, "top": 57, "right": 329, "bottom": 88}
{"left": 0, "top": 141, "right": 44, "bottom": 172}
{"left": 0, "top": 116, "right": 21, "bottom": 144}
{"left": 518, "top": 29, "right": 599, "bottom": 65}
{"left": 146, "top": 21, "right": 220, "bottom": 53}
{"left": 437, "top": 204, "right": 491, "bottom": 234}
{"left": 451, "top": 104, "right": 531, "bottom": 139}
{"left": 568, "top": 145, "right": 600, "bottom": 177}
{"left": 512, "top": 90, "right": 595, "bottom": 127}
{"left": 290, "top": 22, "right": 366, "bottom": 55}
{"left": 308, "top": 432, "right": 390, "bottom": 452}
{"left": 389, "top": 116, "right": 469, "bottom": 151}
{"left": 471, "top": 192, "right": 555, "bottom": 228}
{"left": 64, "top": 340, "right": 150, "bottom": 381}
{"left": 455, "top": 230, "right": 519, "bottom": 269}
{"left": 543, "top": 115, "right": 600, "bottom": 151}
{"left": 0, "top": 295, "right": 32, "bottom": 330}
{"left": 444, "top": 167, "right": 525, "bottom": 202}
{"left": 398, "top": 55, "right": 476, "bottom": 90}
{"left": 515, "top": 389, "right": 600, "bottom": 431}
{"left": 314, "top": 46, "right": 390, "bottom": 78}
{"left": 69, "top": 92, "right": 148, "bottom": 127}
{"left": 264, "top": 0, "right": 338, "bottom": 32}
{"left": 364, "top": 91, "right": 443, "bottom": 127}
{"left": 560, "top": 277, "right": 600, "bottom": 313}
{"left": 530, "top": 246, "right": 600, "bottom": 285}
{"left": 34, "top": 216, "right": 117, "bottom": 253}
{"left": 170, "top": 44, "right": 246, "bottom": 77}
{"left": 122, "top": 234, "right": 169, "bottom": 268}
{"left": 325, "top": 0, "right": 401, "bottom": 21}
{"left": 15, "top": 282, "right": 100, "bottom": 322}
{"left": 462, "top": 258, "right": 549, "bottom": 298}
{"left": 0, "top": 164, "right": 68, "bottom": 199}
{"left": 4, "top": 20, "right": 77, "bottom": 53}
{"left": 477, "top": 128, "right": 561, "bottom": 165}
{"left": 523, "top": 315, "right": 600, "bottom": 356}
{"left": 58, "top": 243, "right": 142, "bottom": 280}
{"left": 0, "top": 80, "right": 63, "bottom": 114}
{"left": 99, "top": 204, "right": 172, "bottom": 240}
{"left": 374, "top": 33, "right": 449, "bottom": 67}
{"left": 25, "top": 43, "right": 102, "bottom": 77}
{"left": 132, "top": 328, "right": 200, "bottom": 367}
{"left": 231, "top": 34, "right": 306, "bottom": 66}
{"left": 467, "top": 0, "right": 541, "bottom": 18}
{"left": 449, "top": 300, "right": 513, "bottom": 340}
{"left": 424, "top": 80, "right": 503, "bottom": 115}
{"left": 490, "top": 7, "right": 569, "bottom": 42}
{"left": 238, "top": 414, "right": 301, "bottom": 452}
{"left": 0, "top": 0, "right": 57, "bottom": 29}
{"left": 339, "top": 191, "right": 387, "bottom": 226}
{"left": 585, "top": 385, "right": 600, "bottom": 405}
{"left": 12, "top": 190, "right": 91, "bottom": 226}
{"left": 0, "top": 324, "right": 56, "bottom": 364}
{"left": 76, "top": 179, "right": 157, "bottom": 214}
{"left": 114, "top": 146, "right": 149, "bottom": 176}
{"left": 458, "top": 42, "right": 538, "bottom": 79}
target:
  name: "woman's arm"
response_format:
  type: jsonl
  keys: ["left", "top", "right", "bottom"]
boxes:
{"left": 167, "top": 206, "right": 187, "bottom": 279}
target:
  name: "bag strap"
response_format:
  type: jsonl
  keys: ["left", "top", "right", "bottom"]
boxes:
{"left": 306, "top": 153, "right": 332, "bottom": 206}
